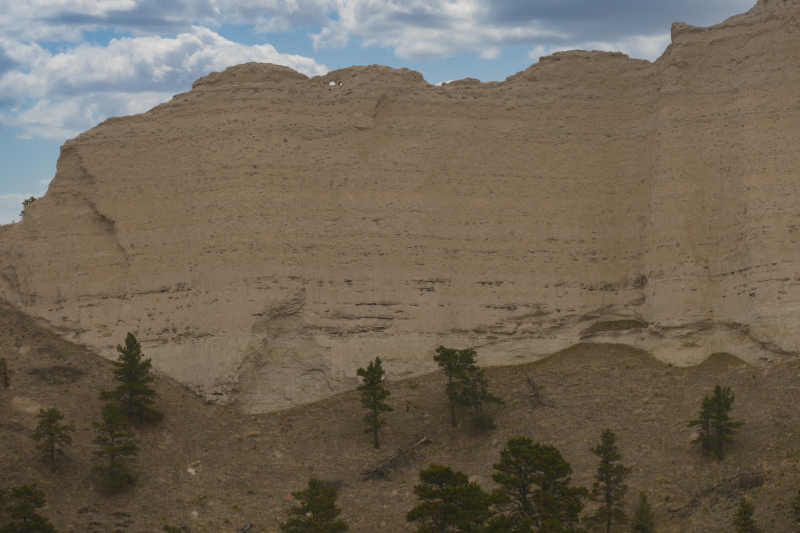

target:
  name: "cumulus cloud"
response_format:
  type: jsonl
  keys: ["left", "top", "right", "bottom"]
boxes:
{"left": 0, "top": 0, "right": 758, "bottom": 143}
{"left": 0, "top": 27, "right": 327, "bottom": 139}
{"left": 1, "top": 0, "right": 220, "bottom": 41}
{"left": 304, "top": 0, "right": 754, "bottom": 60}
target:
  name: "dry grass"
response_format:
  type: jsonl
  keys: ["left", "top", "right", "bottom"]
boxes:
{"left": 1, "top": 302, "right": 799, "bottom": 532}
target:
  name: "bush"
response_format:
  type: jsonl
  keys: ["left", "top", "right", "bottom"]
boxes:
{"left": 0, "top": 484, "right": 56, "bottom": 533}
{"left": 406, "top": 463, "right": 493, "bottom": 533}
{"left": 279, "top": 478, "right": 348, "bottom": 532}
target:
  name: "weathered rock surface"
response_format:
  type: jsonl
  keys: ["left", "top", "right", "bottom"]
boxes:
{"left": 1, "top": 0, "right": 799, "bottom": 411}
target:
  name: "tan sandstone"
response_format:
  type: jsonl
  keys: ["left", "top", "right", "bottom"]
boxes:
{"left": 1, "top": 0, "right": 799, "bottom": 412}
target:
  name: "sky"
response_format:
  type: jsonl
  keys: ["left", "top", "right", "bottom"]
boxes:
{"left": 0, "top": 0, "right": 756, "bottom": 224}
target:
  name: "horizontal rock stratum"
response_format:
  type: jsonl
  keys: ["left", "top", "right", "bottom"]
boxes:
{"left": 1, "top": 0, "right": 799, "bottom": 412}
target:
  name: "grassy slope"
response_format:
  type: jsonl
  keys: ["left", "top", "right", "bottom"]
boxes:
{"left": 1, "top": 301, "right": 799, "bottom": 532}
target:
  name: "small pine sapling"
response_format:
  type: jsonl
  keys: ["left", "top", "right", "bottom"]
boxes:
{"left": 92, "top": 402, "right": 140, "bottom": 489}
{"left": 406, "top": 463, "right": 493, "bottom": 533}
{"left": 456, "top": 366, "right": 504, "bottom": 430}
{"left": 0, "top": 484, "right": 57, "bottom": 533}
{"left": 688, "top": 385, "right": 743, "bottom": 460}
{"left": 356, "top": 357, "right": 392, "bottom": 449}
{"left": 630, "top": 491, "right": 655, "bottom": 533}
{"left": 101, "top": 332, "right": 163, "bottom": 423}
{"left": 30, "top": 407, "right": 75, "bottom": 469}
{"left": 433, "top": 346, "right": 478, "bottom": 428}
{"left": 584, "top": 429, "right": 632, "bottom": 533}
{"left": 279, "top": 478, "right": 349, "bottom": 533}
{"left": 732, "top": 497, "right": 761, "bottom": 533}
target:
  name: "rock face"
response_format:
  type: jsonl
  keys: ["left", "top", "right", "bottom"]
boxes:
{"left": 1, "top": 0, "right": 799, "bottom": 412}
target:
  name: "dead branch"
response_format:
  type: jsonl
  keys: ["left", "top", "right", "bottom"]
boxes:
{"left": 236, "top": 523, "right": 253, "bottom": 533}
{"left": 525, "top": 373, "right": 554, "bottom": 408}
{"left": 668, "top": 468, "right": 766, "bottom": 516}
{"left": 359, "top": 436, "right": 432, "bottom": 481}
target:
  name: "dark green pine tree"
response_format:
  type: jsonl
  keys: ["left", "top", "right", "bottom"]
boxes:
{"left": 92, "top": 402, "right": 140, "bottom": 489}
{"left": 583, "top": 429, "right": 632, "bottom": 533}
{"left": 688, "top": 385, "right": 743, "bottom": 460}
{"left": 30, "top": 407, "right": 75, "bottom": 469}
{"left": 279, "top": 478, "right": 349, "bottom": 533}
{"left": 0, "top": 484, "right": 57, "bottom": 533}
{"left": 688, "top": 394, "right": 714, "bottom": 455}
{"left": 406, "top": 463, "right": 494, "bottom": 533}
{"left": 356, "top": 357, "right": 393, "bottom": 449}
{"left": 732, "top": 498, "right": 761, "bottom": 533}
{"left": 433, "top": 346, "right": 478, "bottom": 428}
{"left": 101, "top": 332, "right": 163, "bottom": 423}
{"left": 490, "top": 437, "right": 587, "bottom": 533}
{"left": 455, "top": 366, "right": 504, "bottom": 430}
{"left": 630, "top": 492, "right": 655, "bottom": 533}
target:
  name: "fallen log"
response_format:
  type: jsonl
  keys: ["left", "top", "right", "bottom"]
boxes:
{"left": 359, "top": 436, "right": 432, "bottom": 481}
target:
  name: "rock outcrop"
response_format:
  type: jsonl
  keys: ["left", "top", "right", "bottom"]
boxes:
{"left": 1, "top": 0, "right": 799, "bottom": 411}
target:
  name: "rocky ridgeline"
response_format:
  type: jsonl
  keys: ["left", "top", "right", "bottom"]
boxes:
{"left": 0, "top": 0, "right": 798, "bottom": 412}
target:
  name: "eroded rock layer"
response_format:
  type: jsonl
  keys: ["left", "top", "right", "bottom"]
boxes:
{"left": 1, "top": 0, "right": 799, "bottom": 411}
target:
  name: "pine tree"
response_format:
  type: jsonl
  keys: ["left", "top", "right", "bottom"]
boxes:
{"left": 491, "top": 437, "right": 587, "bottom": 532}
{"left": 0, "top": 484, "right": 57, "bottom": 533}
{"left": 100, "top": 332, "right": 163, "bottom": 422}
{"left": 30, "top": 407, "right": 75, "bottom": 469}
{"left": 433, "top": 346, "right": 478, "bottom": 428}
{"left": 92, "top": 402, "right": 140, "bottom": 489}
{"left": 630, "top": 492, "right": 655, "bottom": 533}
{"left": 455, "top": 367, "right": 504, "bottom": 430}
{"left": 732, "top": 498, "right": 761, "bottom": 533}
{"left": 688, "top": 385, "right": 743, "bottom": 460}
{"left": 0, "top": 357, "right": 11, "bottom": 388}
{"left": 688, "top": 394, "right": 714, "bottom": 455}
{"left": 279, "top": 478, "right": 349, "bottom": 533}
{"left": 406, "top": 463, "right": 494, "bottom": 533}
{"left": 356, "top": 357, "right": 392, "bottom": 449}
{"left": 583, "top": 429, "right": 632, "bottom": 533}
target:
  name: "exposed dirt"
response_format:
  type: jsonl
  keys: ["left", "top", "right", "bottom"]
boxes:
{"left": 1, "top": 301, "right": 799, "bottom": 532}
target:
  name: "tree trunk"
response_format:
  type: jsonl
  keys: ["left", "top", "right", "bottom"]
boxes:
{"left": 447, "top": 373, "right": 456, "bottom": 428}
{"left": 373, "top": 426, "right": 379, "bottom": 449}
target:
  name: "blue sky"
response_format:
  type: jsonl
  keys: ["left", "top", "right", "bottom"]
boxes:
{"left": 0, "top": 0, "right": 755, "bottom": 224}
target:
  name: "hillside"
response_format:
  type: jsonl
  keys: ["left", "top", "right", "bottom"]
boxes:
{"left": 2, "top": 302, "right": 799, "bottom": 532}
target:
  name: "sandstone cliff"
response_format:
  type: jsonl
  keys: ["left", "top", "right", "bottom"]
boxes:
{"left": 1, "top": 0, "right": 799, "bottom": 412}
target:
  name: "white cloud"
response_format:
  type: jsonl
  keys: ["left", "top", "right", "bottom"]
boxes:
{"left": 526, "top": 33, "right": 670, "bottom": 63}
{"left": 479, "top": 46, "right": 499, "bottom": 59}
{"left": 0, "top": 27, "right": 327, "bottom": 140}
